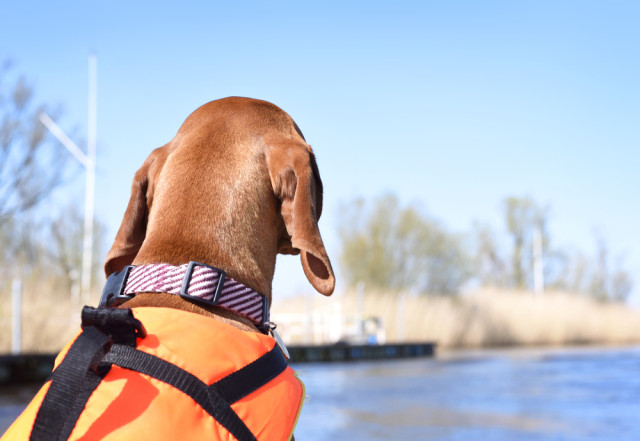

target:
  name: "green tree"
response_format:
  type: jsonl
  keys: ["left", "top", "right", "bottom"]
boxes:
{"left": 339, "top": 194, "right": 471, "bottom": 294}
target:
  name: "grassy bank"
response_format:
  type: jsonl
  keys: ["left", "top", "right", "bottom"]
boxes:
{"left": 0, "top": 279, "right": 84, "bottom": 353}
{"left": 1, "top": 285, "right": 639, "bottom": 352}
{"left": 271, "top": 289, "right": 640, "bottom": 348}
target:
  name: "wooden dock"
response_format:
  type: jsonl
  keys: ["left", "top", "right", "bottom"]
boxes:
{"left": 288, "top": 342, "right": 436, "bottom": 363}
{"left": 0, "top": 342, "right": 435, "bottom": 385}
{"left": 0, "top": 354, "right": 56, "bottom": 386}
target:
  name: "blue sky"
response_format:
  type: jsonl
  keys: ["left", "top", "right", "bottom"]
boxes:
{"left": 2, "top": 1, "right": 639, "bottom": 302}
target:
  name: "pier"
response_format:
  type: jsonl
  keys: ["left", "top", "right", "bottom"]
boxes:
{"left": 0, "top": 342, "right": 435, "bottom": 385}
{"left": 289, "top": 342, "right": 436, "bottom": 363}
{"left": 0, "top": 354, "right": 55, "bottom": 386}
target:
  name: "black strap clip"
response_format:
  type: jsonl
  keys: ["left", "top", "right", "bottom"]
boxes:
{"left": 81, "top": 306, "right": 146, "bottom": 347}
{"left": 99, "top": 265, "right": 135, "bottom": 308}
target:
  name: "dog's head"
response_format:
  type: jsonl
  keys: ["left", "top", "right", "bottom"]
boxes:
{"left": 104, "top": 97, "right": 335, "bottom": 297}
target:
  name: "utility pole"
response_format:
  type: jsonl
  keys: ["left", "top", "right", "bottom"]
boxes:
{"left": 11, "top": 278, "right": 22, "bottom": 354}
{"left": 39, "top": 53, "right": 97, "bottom": 304}
{"left": 533, "top": 226, "right": 544, "bottom": 294}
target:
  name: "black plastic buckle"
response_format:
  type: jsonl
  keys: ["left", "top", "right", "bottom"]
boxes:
{"left": 81, "top": 305, "right": 147, "bottom": 346}
{"left": 179, "top": 261, "right": 226, "bottom": 308}
{"left": 99, "top": 266, "right": 135, "bottom": 308}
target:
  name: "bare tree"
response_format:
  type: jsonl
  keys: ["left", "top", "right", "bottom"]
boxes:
{"left": 503, "top": 196, "right": 550, "bottom": 289}
{"left": 47, "top": 204, "right": 106, "bottom": 293}
{"left": 610, "top": 263, "right": 633, "bottom": 303}
{"left": 0, "top": 63, "right": 67, "bottom": 221}
{"left": 471, "top": 221, "right": 507, "bottom": 287}
{"left": 586, "top": 235, "right": 633, "bottom": 302}
{"left": 499, "top": 197, "right": 633, "bottom": 301}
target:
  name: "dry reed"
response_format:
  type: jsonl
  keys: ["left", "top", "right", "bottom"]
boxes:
{"left": 271, "top": 288, "right": 640, "bottom": 348}
{"left": 2, "top": 285, "right": 639, "bottom": 352}
{"left": 0, "top": 279, "right": 86, "bottom": 353}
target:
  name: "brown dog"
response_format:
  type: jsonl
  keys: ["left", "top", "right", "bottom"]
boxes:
{"left": 3, "top": 97, "right": 334, "bottom": 441}
{"left": 108, "top": 96, "right": 335, "bottom": 304}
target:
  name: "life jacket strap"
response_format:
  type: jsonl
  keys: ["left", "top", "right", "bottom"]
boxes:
{"left": 30, "top": 307, "right": 289, "bottom": 441}
{"left": 30, "top": 321, "right": 114, "bottom": 441}
{"left": 100, "top": 344, "right": 267, "bottom": 441}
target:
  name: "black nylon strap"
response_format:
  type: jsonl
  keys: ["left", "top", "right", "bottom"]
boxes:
{"left": 102, "top": 344, "right": 258, "bottom": 441}
{"left": 213, "top": 344, "right": 288, "bottom": 404}
{"left": 58, "top": 370, "right": 104, "bottom": 440}
{"left": 30, "top": 327, "right": 111, "bottom": 441}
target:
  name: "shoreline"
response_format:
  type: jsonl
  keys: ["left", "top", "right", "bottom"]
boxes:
{"left": 2, "top": 342, "right": 639, "bottom": 386}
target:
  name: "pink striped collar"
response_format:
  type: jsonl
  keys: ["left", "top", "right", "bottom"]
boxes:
{"left": 99, "top": 261, "right": 269, "bottom": 326}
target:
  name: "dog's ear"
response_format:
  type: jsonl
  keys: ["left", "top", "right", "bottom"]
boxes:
{"left": 104, "top": 147, "right": 166, "bottom": 277}
{"left": 268, "top": 141, "right": 335, "bottom": 296}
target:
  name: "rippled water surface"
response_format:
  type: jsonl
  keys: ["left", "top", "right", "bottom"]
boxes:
{"left": 293, "top": 346, "right": 640, "bottom": 441}
{"left": 1, "top": 346, "right": 638, "bottom": 440}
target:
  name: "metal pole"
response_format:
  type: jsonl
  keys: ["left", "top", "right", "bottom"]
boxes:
{"left": 11, "top": 278, "right": 22, "bottom": 354}
{"left": 396, "top": 292, "right": 406, "bottom": 342}
{"left": 356, "top": 281, "right": 365, "bottom": 340}
{"left": 38, "top": 114, "right": 90, "bottom": 168}
{"left": 533, "top": 226, "right": 544, "bottom": 294}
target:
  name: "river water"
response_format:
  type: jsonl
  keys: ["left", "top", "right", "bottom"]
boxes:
{"left": 1, "top": 346, "right": 638, "bottom": 440}
{"left": 293, "top": 346, "right": 640, "bottom": 441}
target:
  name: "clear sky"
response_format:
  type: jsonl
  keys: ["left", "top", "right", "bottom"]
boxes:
{"left": 2, "top": 1, "right": 639, "bottom": 302}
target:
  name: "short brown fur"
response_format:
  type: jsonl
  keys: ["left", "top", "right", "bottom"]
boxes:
{"left": 105, "top": 97, "right": 335, "bottom": 331}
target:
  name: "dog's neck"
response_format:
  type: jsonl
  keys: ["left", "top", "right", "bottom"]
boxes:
{"left": 132, "top": 230, "right": 279, "bottom": 302}
{"left": 131, "top": 171, "right": 283, "bottom": 301}
{"left": 131, "top": 137, "right": 285, "bottom": 301}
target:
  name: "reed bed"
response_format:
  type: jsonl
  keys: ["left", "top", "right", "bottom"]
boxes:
{"left": 0, "top": 279, "right": 85, "bottom": 353}
{"left": 271, "top": 288, "right": 640, "bottom": 348}
{"left": 1, "top": 285, "right": 639, "bottom": 352}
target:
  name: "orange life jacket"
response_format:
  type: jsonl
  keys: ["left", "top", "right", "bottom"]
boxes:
{"left": 2, "top": 307, "right": 304, "bottom": 441}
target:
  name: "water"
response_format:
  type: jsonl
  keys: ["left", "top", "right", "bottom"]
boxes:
{"left": 293, "top": 346, "right": 640, "bottom": 441}
{"left": 0, "top": 384, "right": 40, "bottom": 434}
{"left": 1, "top": 346, "right": 638, "bottom": 440}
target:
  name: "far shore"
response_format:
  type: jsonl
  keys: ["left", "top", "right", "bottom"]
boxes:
{"left": 271, "top": 288, "right": 640, "bottom": 349}
{"left": 1, "top": 286, "right": 639, "bottom": 353}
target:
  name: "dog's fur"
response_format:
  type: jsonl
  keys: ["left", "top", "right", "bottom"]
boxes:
{"left": 106, "top": 97, "right": 334, "bottom": 331}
